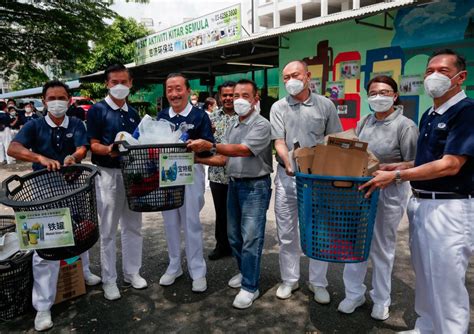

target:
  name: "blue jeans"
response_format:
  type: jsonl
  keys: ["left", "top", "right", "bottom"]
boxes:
{"left": 227, "top": 176, "right": 271, "bottom": 293}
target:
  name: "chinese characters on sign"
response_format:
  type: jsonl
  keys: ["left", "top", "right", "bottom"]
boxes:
{"left": 15, "top": 208, "right": 75, "bottom": 250}
{"left": 159, "top": 152, "right": 195, "bottom": 187}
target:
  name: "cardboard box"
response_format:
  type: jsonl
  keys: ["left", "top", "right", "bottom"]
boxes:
{"left": 311, "top": 143, "right": 369, "bottom": 177}
{"left": 294, "top": 147, "right": 315, "bottom": 174}
{"left": 54, "top": 259, "right": 86, "bottom": 304}
{"left": 295, "top": 136, "right": 374, "bottom": 177}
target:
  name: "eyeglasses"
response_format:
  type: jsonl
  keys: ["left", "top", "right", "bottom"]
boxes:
{"left": 368, "top": 89, "right": 394, "bottom": 97}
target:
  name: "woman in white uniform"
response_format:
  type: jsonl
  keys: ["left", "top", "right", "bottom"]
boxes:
{"left": 337, "top": 75, "right": 419, "bottom": 320}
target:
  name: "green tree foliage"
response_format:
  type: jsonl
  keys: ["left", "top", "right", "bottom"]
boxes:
{"left": 0, "top": 1, "right": 116, "bottom": 73}
{"left": 77, "top": 16, "right": 150, "bottom": 99}
{"left": 10, "top": 63, "right": 49, "bottom": 91}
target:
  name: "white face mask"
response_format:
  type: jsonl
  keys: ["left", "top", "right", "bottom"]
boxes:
{"left": 233, "top": 98, "right": 253, "bottom": 117}
{"left": 285, "top": 78, "right": 305, "bottom": 96}
{"left": 367, "top": 95, "right": 395, "bottom": 113}
{"left": 47, "top": 100, "right": 68, "bottom": 118}
{"left": 109, "top": 84, "right": 130, "bottom": 100}
{"left": 424, "top": 71, "right": 461, "bottom": 98}
{"left": 25, "top": 107, "right": 32, "bottom": 113}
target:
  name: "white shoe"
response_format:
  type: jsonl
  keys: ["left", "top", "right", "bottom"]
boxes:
{"left": 232, "top": 289, "right": 260, "bottom": 309}
{"left": 34, "top": 310, "right": 53, "bottom": 331}
{"left": 228, "top": 273, "right": 242, "bottom": 289}
{"left": 84, "top": 272, "right": 101, "bottom": 286}
{"left": 337, "top": 296, "right": 366, "bottom": 314}
{"left": 159, "top": 269, "right": 183, "bottom": 286}
{"left": 192, "top": 277, "right": 207, "bottom": 292}
{"left": 124, "top": 273, "right": 148, "bottom": 289}
{"left": 276, "top": 282, "right": 299, "bottom": 299}
{"left": 308, "top": 284, "right": 331, "bottom": 304}
{"left": 371, "top": 304, "right": 389, "bottom": 320}
{"left": 103, "top": 282, "right": 121, "bottom": 301}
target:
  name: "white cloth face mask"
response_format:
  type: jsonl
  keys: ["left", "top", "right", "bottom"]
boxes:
{"left": 233, "top": 98, "right": 252, "bottom": 117}
{"left": 109, "top": 84, "right": 130, "bottom": 100}
{"left": 424, "top": 71, "right": 462, "bottom": 98}
{"left": 47, "top": 100, "right": 68, "bottom": 118}
{"left": 285, "top": 79, "right": 305, "bottom": 96}
{"left": 368, "top": 95, "right": 395, "bottom": 112}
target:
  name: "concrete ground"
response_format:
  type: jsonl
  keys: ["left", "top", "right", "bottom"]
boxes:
{"left": 0, "top": 161, "right": 472, "bottom": 333}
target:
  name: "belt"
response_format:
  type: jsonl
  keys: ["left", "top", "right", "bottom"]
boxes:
{"left": 230, "top": 175, "right": 269, "bottom": 182}
{"left": 412, "top": 189, "right": 473, "bottom": 200}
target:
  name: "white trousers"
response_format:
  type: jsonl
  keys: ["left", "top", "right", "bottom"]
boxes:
{"left": 96, "top": 167, "right": 143, "bottom": 284}
{"left": 162, "top": 164, "right": 206, "bottom": 280}
{"left": 274, "top": 165, "right": 329, "bottom": 287}
{"left": 32, "top": 251, "right": 92, "bottom": 311}
{"left": 408, "top": 196, "right": 474, "bottom": 334}
{"left": 0, "top": 128, "right": 13, "bottom": 164}
{"left": 342, "top": 182, "right": 410, "bottom": 306}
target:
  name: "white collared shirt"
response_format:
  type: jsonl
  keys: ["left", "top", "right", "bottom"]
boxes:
{"left": 169, "top": 103, "right": 192, "bottom": 118}
{"left": 105, "top": 95, "right": 129, "bottom": 112}
{"left": 430, "top": 90, "right": 467, "bottom": 115}
{"left": 45, "top": 114, "right": 69, "bottom": 128}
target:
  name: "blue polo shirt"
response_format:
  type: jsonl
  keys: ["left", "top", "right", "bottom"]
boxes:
{"left": 157, "top": 103, "right": 215, "bottom": 157}
{"left": 87, "top": 96, "right": 140, "bottom": 168}
{"left": 13, "top": 115, "right": 88, "bottom": 171}
{"left": 0, "top": 112, "right": 10, "bottom": 131}
{"left": 19, "top": 112, "right": 39, "bottom": 125}
{"left": 411, "top": 92, "right": 474, "bottom": 194}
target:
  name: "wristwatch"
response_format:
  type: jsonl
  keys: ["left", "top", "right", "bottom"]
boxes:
{"left": 395, "top": 170, "right": 402, "bottom": 184}
{"left": 210, "top": 142, "right": 217, "bottom": 155}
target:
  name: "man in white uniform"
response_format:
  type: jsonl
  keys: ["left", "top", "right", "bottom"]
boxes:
{"left": 270, "top": 60, "right": 342, "bottom": 302}
{"left": 363, "top": 49, "right": 474, "bottom": 334}
{"left": 87, "top": 64, "right": 147, "bottom": 301}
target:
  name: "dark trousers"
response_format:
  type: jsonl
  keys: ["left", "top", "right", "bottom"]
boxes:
{"left": 210, "top": 181, "right": 231, "bottom": 253}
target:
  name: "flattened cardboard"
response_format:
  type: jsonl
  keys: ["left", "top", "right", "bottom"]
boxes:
{"left": 311, "top": 144, "right": 369, "bottom": 177}
{"left": 294, "top": 147, "right": 315, "bottom": 174}
{"left": 54, "top": 259, "right": 86, "bottom": 304}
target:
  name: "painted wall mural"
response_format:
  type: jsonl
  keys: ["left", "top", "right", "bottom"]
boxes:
{"left": 280, "top": 0, "right": 474, "bottom": 129}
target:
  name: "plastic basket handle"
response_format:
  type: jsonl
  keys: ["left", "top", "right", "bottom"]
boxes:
{"left": 81, "top": 164, "right": 100, "bottom": 185}
{"left": 114, "top": 140, "right": 130, "bottom": 155}
{"left": 331, "top": 180, "right": 354, "bottom": 188}
{"left": 1, "top": 174, "right": 24, "bottom": 197}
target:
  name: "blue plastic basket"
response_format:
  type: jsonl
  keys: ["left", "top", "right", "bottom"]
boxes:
{"left": 296, "top": 173, "right": 379, "bottom": 263}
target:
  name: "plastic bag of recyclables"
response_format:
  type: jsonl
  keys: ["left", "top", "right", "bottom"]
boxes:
{"left": 114, "top": 115, "right": 194, "bottom": 147}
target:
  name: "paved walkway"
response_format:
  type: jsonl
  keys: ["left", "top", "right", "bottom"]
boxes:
{"left": 0, "top": 161, "right": 472, "bottom": 333}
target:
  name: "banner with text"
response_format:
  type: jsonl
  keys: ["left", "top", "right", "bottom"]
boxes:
{"left": 15, "top": 208, "right": 75, "bottom": 250}
{"left": 135, "top": 4, "right": 241, "bottom": 65}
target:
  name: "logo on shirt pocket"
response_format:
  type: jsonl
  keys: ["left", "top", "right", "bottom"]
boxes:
{"left": 437, "top": 123, "right": 446, "bottom": 129}
{"left": 130, "top": 118, "right": 135, "bottom": 123}
{"left": 66, "top": 133, "right": 73, "bottom": 138}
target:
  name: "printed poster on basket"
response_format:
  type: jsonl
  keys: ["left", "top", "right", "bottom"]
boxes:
{"left": 15, "top": 208, "right": 75, "bottom": 250}
{"left": 159, "top": 152, "right": 195, "bottom": 187}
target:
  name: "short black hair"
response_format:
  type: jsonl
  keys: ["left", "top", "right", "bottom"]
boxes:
{"left": 104, "top": 63, "right": 132, "bottom": 81}
{"left": 0, "top": 101, "right": 6, "bottom": 111}
{"left": 367, "top": 75, "right": 402, "bottom": 105}
{"left": 236, "top": 79, "right": 258, "bottom": 96}
{"left": 218, "top": 81, "right": 236, "bottom": 94}
{"left": 204, "top": 97, "right": 216, "bottom": 110}
{"left": 42, "top": 80, "right": 70, "bottom": 98}
{"left": 7, "top": 98, "right": 15, "bottom": 104}
{"left": 165, "top": 73, "right": 190, "bottom": 89}
{"left": 428, "top": 49, "right": 466, "bottom": 71}
{"left": 8, "top": 106, "right": 16, "bottom": 112}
